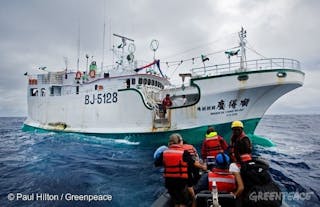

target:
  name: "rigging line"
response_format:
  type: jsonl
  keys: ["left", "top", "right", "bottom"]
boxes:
{"left": 170, "top": 62, "right": 183, "bottom": 77}
{"left": 246, "top": 42, "right": 283, "bottom": 68}
{"left": 162, "top": 46, "right": 239, "bottom": 64}
{"left": 163, "top": 32, "right": 238, "bottom": 60}
{"left": 166, "top": 62, "right": 181, "bottom": 67}
{"left": 246, "top": 41, "right": 268, "bottom": 59}
{"left": 207, "top": 46, "right": 239, "bottom": 56}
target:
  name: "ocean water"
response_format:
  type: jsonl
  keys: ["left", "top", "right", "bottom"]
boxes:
{"left": 0, "top": 115, "right": 319, "bottom": 207}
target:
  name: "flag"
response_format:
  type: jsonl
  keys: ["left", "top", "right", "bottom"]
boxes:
{"left": 225, "top": 49, "right": 240, "bottom": 56}
{"left": 24, "top": 72, "right": 28, "bottom": 76}
{"left": 38, "top": 67, "right": 47, "bottom": 70}
{"left": 134, "top": 60, "right": 157, "bottom": 72}
{"left": 201, "top": 55, "right": 209, "bottom": 62}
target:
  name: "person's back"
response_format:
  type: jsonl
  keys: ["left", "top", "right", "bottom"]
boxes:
{"left": 201, "top": 127, "right": 228, "bottom": 162}
{"left": 183, "top": 143, "right": 199, "bottom": 160}
{"left": 163, "top": 136, "right": 189, "bottom": 207}
{"left": 195, "top": 153, "right": 243, "bottom": 196}
{"left": 162, "top": 133, "right": 207, "bottom": 207}
{"left": 208, "top": 168, "right": 236, "bottom": 193}
{"left": 163, "top": 144, "right": 188, "bottom": 179}
{"left": 239, "top": 153, "right": 282, "bottom": 207}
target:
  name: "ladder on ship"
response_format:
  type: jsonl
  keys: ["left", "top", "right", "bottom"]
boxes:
{"left": 142, "top": 88, "right": 171, "bottom": 129}
{"left": 153, "top": 106, "right": 171, "bottom": 129}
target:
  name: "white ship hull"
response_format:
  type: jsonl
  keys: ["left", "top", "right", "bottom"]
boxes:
{"left": 24, "top": 62, "right": 304, "bottom": 145}
{"left": 23, "top": 28, "right": 305, "bottom": 145}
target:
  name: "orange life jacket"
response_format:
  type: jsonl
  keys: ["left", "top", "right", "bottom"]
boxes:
{"left": 208, "top": 168, "right": 237, "bottom": 192}
{"left": 234, "top": 154, "right": 252, "bottom": 168}
{"left": 240, "top": 153, "right": 252, "bottom": 162}
{"left": 203, "top": 132, "right": 223, "bottom": 158}
{"left": 230, "top": 132, "right": 248, "bottom": 162}
{"left": 183, "top": 144, "right": 198, "bottom": 158}
{"left": 163, "top": 144, "right": 188, "bottom": 179}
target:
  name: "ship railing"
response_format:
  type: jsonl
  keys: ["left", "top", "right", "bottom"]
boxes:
{"left": 36, "top": 72, "right": 64, "bottom": 85}
{"left": 191, "top": 58, "right": 301, "bottom": 77}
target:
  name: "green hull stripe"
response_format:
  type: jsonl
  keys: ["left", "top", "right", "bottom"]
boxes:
{"left": 22, "top": 117, "right": 274, "bottom": 147}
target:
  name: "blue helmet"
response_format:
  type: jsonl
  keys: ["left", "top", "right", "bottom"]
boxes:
{"left": 215, "top": 153, "right": 230, "bottom": 167}
{"left": 153, "top": 145, "right": 168, "bottom": 160}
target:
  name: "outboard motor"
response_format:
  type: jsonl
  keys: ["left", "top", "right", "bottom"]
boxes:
{"left": 196, "top": 181, "right": 236, "bottom": 207}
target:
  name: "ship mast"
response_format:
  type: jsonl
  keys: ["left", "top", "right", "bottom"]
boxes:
{"left": 112, "top": 34, "right": 134, "bottom": 69}
{"left": 239, "top": 27, "right": 247, "bottom": 71}
{"left": 76, "top": 23, "right": 81, "bottom": 72}
{"left": 101, "top": 0, "right": 106, "bottom": 75}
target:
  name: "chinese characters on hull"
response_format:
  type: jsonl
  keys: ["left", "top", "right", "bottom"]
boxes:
{"left": 197, "top": 98, "right": 250, "bottom": 117}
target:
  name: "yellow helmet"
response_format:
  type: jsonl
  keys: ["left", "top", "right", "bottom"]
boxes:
{"left": 231, "top": 120, "right": 244, "bottom": 128}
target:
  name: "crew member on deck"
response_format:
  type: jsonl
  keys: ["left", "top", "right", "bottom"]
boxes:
{"left": 162, "top": 94, "right": 173, "bottom": 118}
{"left": 229, "top": 121, "right": 252, "bottom": 162}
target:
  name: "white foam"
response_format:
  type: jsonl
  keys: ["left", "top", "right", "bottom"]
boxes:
{"left": 114, "top": 139, "right": 140, "bottom": 145}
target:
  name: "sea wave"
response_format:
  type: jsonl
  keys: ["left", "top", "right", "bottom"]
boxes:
{"left": 0, "top": 116, "right": 319, "bottom": 206}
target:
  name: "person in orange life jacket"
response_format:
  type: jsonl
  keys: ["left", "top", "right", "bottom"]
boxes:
{"left": 182, "top": 140, "right": 202, "bottom": 207}
{"left": 201, "top": 127, "right": 228, "bottom": 168}
{"left": 195, "top": 153, "right": 244, "bottom": 198}
{"left": 229, "top": 121, "right": 252, "bottom": 162}
{"left": 162, "top": 94, "right": 173, "bottom": 117}
{"left": 183, "top": 140, "right": 201, "bottom": 184}
{"left": 162, "top": 133, "right": 207, "bottom": 207}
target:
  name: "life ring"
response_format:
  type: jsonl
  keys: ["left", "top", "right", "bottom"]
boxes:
{"left": 75, "top": 71, "right": 82, "bottom": 79}
{"left": 89, "top": 70, "right": 96, "bottom": 78}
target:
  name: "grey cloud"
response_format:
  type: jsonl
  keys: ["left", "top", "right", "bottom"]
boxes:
{"left": 0, "top": 0, "right": 319, "bottom": 116}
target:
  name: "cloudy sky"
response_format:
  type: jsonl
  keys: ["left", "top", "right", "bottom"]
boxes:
{"left": 0, "top": 0, "right": 319, "bottom": 116}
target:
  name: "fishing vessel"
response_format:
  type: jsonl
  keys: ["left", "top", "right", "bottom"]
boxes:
{"left": 23, "top": 28, "right": 304, "bottom": 145}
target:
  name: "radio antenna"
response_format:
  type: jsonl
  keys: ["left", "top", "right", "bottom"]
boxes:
{"left": 76, "top": 23, "right": 80, "bottom": 71}
{"left": 63, "top": 57, "right": 68, "bottom": 71}
{"left": 101, "top": 0, "right": 106, "bottom": 74}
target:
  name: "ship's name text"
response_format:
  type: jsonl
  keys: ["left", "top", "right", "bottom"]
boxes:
{"left": 84, "top": 92, "right": 118, "bottom": 105}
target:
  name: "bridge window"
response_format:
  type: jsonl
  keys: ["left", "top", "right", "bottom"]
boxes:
{"left": 126, "top": 79, "right": 130, "bottom": 88}
{"left": 41, "top": 88, "right": 46, "bottom": 96}
{"left": 132, "top": 78, "right": 136, "bottom": 85}
{"left": 30, "top": 88, "right": 38, "bottom": 96}
{"left": 138, "top": 78, "right": 142, "bottom": 84}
